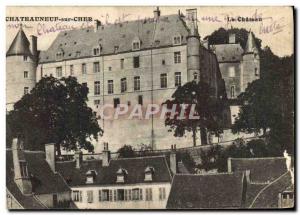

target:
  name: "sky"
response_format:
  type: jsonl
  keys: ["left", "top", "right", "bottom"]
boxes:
{"left": 6, "top": 6, "right": 294, "bottom": 57}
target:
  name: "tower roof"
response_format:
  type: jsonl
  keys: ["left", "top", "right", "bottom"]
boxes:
{"left": 6, "top": 26, "right": 32, "bottom": 57}
{"left": 244, "top": 30, "right": 258, "bottom": 53}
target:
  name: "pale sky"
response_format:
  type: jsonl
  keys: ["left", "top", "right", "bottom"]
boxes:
{"left": 6, "top": 6, "right": 294, "bottom": 57}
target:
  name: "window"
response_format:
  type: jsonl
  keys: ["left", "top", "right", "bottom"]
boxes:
{"left": 193, "top": 73, "right": 198, "bottom": 81}
{"left": 94, "top": 62, "right": 100, "bottom": 73}
{"left": 108, "top": 66, "right": 112, "bottom": 71}
{"left": 175, "top": 72, "right": 181, "bottom": 87}
{"left": 99, "top": 189, "right": 109, "bottom": 201}
{"left": 132, "top": 188, "right": 142, "bottom": 201}
{"left": 94, "top": 81, "right": 100, "bottom": 95}
{"left": 24, "top": 87, "right": 29, "bottom": 95}
{"left": 56, "top": 52, "right": 63, "bottom": 60}
{"left": 174, "top": 51, "right": 181, "bottom": 64}
{"left": 159, "top": 187, "right": 166, "bottom": 200}
{"left": 255, "top": 68, "right": 259, "bottom": 76}
{"left": 120, "top": 59, "right": 124, "bottom": 70}
{"left": 114, "top": 98, "right": 120, "bottom": 108}
{"left": 87, "top": 190, "right": 93, "bottom": 203}
{"left": 145, "top": 188, "right": 153, "bottom": 201}
{"left": 117, "top": 189, "right": 125, "bottom": 201}
{"left": 121, "top": 78, "right": 127, "bottom": 93}
{"left": 230, "top": 86, "right": 235, "bottom": 98}
{"left": 162, "top": 59, "right": 165, "bottom": 65}
{"left": 24, "top": 71, "right": 28, "bottom": 78}
{"left": 133, "top": 56, "right": 140, "bottom": 68}
{"left": 132, "top": 41, "right": 140, "bottom": 50}
{"left": 134, "top": 76, "right": 140, "bottom": 91}
{"left": 160, "top": 73, "right": 167, "bottom": 88}
{"left": 19, "top": 161, "right": 28, "bottom": 177}
{"left": 70, "top": 65, "right": 74, "bottom": 75}
{"left": 108, "top": 80, "right": 114, "bottom": 94}
{"left": 82, "top": 82, "right": 87, "bottom": 88}
{"left": 73, "top": 190, "right": 82, "bottom": 202}
{"left": 94, "top": 99, "right": 100, "bottom": 105}
{"left": 93, "top": 47, "right": 100, "bottom": 55}
{"left": 82, "top": 63, "right": 87, "bottom": 74}
{"left": 76, "top": 51, "right": 81, "bottom": 57}
{"left": 56, "top": 67, "right": 62, "bottom": 77}
{"left": 23, "top": 56, "right": 28, "bottom": 61}
{"left": 173, "top": 35, "right": 182, "bottom": 45}
{"left": 138, "top": 95, "right": 143, "bottom": 106}
{"left": 229, "top": 66, "right": 235, "bottom": 77}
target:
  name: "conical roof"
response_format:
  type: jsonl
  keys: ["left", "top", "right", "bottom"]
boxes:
{"left": 244, "top": 31, "right": 257, "bottom": 53}
{"left": 6, "top": 26, "right": 32, "bottom": 57}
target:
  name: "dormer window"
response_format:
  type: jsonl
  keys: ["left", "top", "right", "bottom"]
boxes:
{"left": 56, "top": 52, "right": 63, "bottom": 60}
{"left": 86, "top": 170, "right": 97, "bottom": 184}
{"left": 116, "top": 168, "right": 128, "bottom": 183}
{"left": 144, "top": 166, "right": 155, "bottom": 181}
{"left": 114, "top": 46, "right": 119, "bottom": 53}
{"left": 93, "top": 47, "right": 100, "bottom": 56}
{"left": 132, "top": 37, "right": 141, "bottom": 51}
{"left": 173, "top": 35, "right": 182, "bottom": 45}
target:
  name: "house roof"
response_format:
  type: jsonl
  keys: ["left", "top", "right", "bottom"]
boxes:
{"left": 230, "top": 157, "right": 287, "bottom": 183}
{"left": 211, "top": 43, "right": 244, "bottom": 62}
{"left": 6, "top": 27, "right": 32, "bottom": 57}
{"left": 166, "top": 172, "right": 245, "bottom": 209}
{"left": 6, "top": 149, "right": 70, "bottom": 201}
{"left": 245, "top": 31, "right": 258, "bottom": 53}
{"left": 39, "top": 14, "right": 189, "bottom": 63}
{"left": 56, "top": 155, "right": 172, "bottom": 186}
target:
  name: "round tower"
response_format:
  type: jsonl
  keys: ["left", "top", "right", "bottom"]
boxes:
{"left": 6, "top": 25, "right": 37, "bottom": 111}
{"left": 186, "top": 9, "right": 200, "bottom": 82}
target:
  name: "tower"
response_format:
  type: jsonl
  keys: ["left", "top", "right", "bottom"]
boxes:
{"left": 241, "top": 30, "right": 260, "bottom": 92}
{"left": 6, "top": 25, "right": 38, "bottom": 111}
{"left": 186, "top": 9, "right": 201, "bottom": 82}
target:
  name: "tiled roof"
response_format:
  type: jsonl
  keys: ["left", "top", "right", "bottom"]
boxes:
{"left": 56, "top": 155, "right": 172, "bottom": 186}
{"left": 212, "top": 43, "right": 244, "bottom": 62}
{"left": 6, "top": 28, "right": 32, "bottom": 57}
{"left": 39, "top": 14, "right": 189, "bottom": 63}
{"left": 166, "top": 172, "right": 245, "bottom": 209}
{"left": 6, "top": 149, "right": 70, "bottom": 198}
{"left": 231, "top": 157, "right": 287, "bottom": 183}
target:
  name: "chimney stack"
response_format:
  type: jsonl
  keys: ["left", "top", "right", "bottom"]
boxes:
{"left": 153, "top": 7, "right": 161, "bottom": 20}
{"left": 12, "top": 138, "right": 32, "bottom": 195}
{"left": 229, "top": 33, "right": 236, "bottom": 44}
{"left": 170, "top": 144, "right": 177, "bottom": 174}
{"left": 102, "top": 142, "right": 111, "bottom": 167}
{"left": 29, "top": 35, "right": 37, "bottom": 63}
{"left": 74, "top": 150, "right": 83, "bottom": 169}
{"left": 45, "top": 143, "right": 56, "bottom": 172}
{"left": 94, "top": 19, "right": 102, "bottom": 32}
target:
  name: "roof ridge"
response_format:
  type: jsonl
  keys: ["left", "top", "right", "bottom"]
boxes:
{"left": 175, "top": 172, "right": 235, "bottom": 176}
{"left": 112, "top": 155, "right": 166, "bottom": 161}
{"left": 230, "top": 157, "right": 285, "bottom": 160}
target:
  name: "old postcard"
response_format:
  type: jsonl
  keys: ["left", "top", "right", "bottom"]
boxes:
{"left": 6, "top": 6, "right": 294, "bottom": 210}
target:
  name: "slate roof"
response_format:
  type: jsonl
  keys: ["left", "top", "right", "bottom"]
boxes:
{"left": 56, "top": 155, "right": 172, "bottom": 186}
{"left": 6, "top": 27, "right": 32, "bottom": 57}
{"left": 212, "top": 43, "right": 244, "bottom": 62}
{"left": 230, "top": 157, "right": 287, "bottom": 183}
{"left": 166, "top": 172, "right": 245, "bottom": 209}
{"left": 39, "top": 14, "right": 189, "bottom": 63}
{"left": 6, "top": 149, "right": 70, "bottom": 209}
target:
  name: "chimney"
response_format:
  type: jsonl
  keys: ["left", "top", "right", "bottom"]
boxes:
{"left": 74, "top": 150, "right": 83, "bottom": 169}
{"left": 245, "top": 170, "right": 251, "bottom": 183}
{"left": 45, "top": 143, "right": 56, "bottom": 172}
{"left": 102, "top": 142, "right": 111, "bottom": 167}
{"left": 227, "top": 157, "right": 232, "bottom": 172}
{"left": 29, "top": 35, "right": 37, "bottom": 63}
{"left": 153, "top": 7, "right": 161, "bottom": 20}
{"left": 170, "top": 144, "right": 177, "bottom": 174}
{"left": 94, "top": 19, "right": 102, "bottom": 32}
{"left": 229, "top": 33, "right": 236, "bottom": 44}
{"left": 12, "top": 138, "right": 32, "bottom": 195}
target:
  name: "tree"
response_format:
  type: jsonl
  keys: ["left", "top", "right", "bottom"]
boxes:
{"left": 7, "top": 76, "right": 103, "bottom": 155}
{"left": 164, "top": 80, "right": 225, "bottom": 146}
{"left": 117, "top": 145, "right": 136, "bottom": 158}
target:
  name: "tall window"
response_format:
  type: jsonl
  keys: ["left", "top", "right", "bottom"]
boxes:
{"left": 133, "top": 56, "right": 140, "bottom": 68}
{"left": 73, "top": 190, "right": 82, "bottom": 202}
{"left": 159, "top": 187, "right": 166, "bottom": 200}
{"left": 99, "top": 190, "right": 109, "bottom": 201}
{"left": 87, "top": 190, "right": 93, "bottom": 203}
{"left": 117, "top": 189, "right": 125, "bottom": 201}
{"left": 120, "top": 59, "right": 124, "bottom": 70}
{"left": 24, "top": 87, "right": 29, "bottom": 95}
{"left": 24, "top": 71, "right": 28, "bottom": 78}
{"left": 82, "top": 63, "right": 87, "bottom": 74}
{"left": 193, "top": 72, "right": 198, "bottom": 81}
{"left": 93, "top": 62, "right": 100, "bottom": 73}
{"left": 132, "top": 188, "right": 143, "bottom": 201}
{"left": 56, "top": 67, "right": 62, "bottom": 77}
{"left": 174, "top": 51, "right": 181, "bottom": 64}
{"left": 114, "top": 98, "right": 120, "bottom": 108}
{"left": 108, "top": 80, "right": 114, "bottom": 94}
{"left": 94, "top": 81, "right": 100, "bottom": 95}
{"left": 145, "top": 188, "right": 153, "bottom": 201}
{"left": 70, "top": 65, "right": 74, "bottom": 75}
{"left": 230, "top": 86, "right": 235, "bottom": 98}
{"left": 138, "top": 95, "right": 143, "bottom": 106}
{"left": 134, "top": 76, "right": 140, "bottom": 91}
{"left": 229, "top": 66, "right": 235, "bottom": 77}
{"left": 19, "top": 161, "right": 28, "bottom": 177}
{"left": 121, "top": 78, "right": 127, "bottom": 93}
{"left": 175, "top": 72, "right": 181, "bottom": 87}
{"left": 160, "top": 73, "right": 167, "bottom": 88}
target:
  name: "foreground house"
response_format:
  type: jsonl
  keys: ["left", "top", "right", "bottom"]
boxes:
{"left": 6, "top": 139, "right": 73, "bottom": 209}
